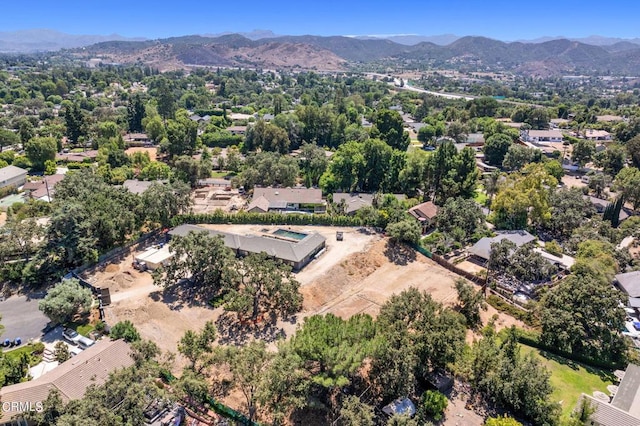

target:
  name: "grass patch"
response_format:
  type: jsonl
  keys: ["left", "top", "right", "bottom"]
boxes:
{"left": 520, "top": 344, "right": 614, "bottom": 420}
{"left": 67, "top": 322, "right": 95, "bottom": 337}
{"left": 210, "top": 171, "right": 230, "bottom": 178}
{"left": 5, "top": 343, "right": 44, "bottom": 365}
{"left": 474, "top": 190, "right": 488, "bottom": 205}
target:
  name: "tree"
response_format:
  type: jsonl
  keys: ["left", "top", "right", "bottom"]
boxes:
{"left": 484, "top": 133, "right": 512, "bottom": 166}
{"left": 320, "top": 141, "right": 365, "bottom": 193}
{"left": 614, "top": 167, "right": 640, "bottom": 209}
{"left": 547, "top": 187, "right": 595, "bottom": 238}
{"left": 376, "top": 288, "right": 466, "bottom": 379}
{"left": 502, "top": 145, "right": 542, "bottom": 171}
{"left": 487, "top": 239, "right": 516, "bottom": 277}
{"left": 454, "top": 278, "right": 486, "bottom": 328}
{"left": 178, "top": 321, "right": 217, "bottom": 374}
{"left": 145, "top": 116, "right": 165, "bottom": 142}
{"left": 540, "top": 272, "right": 627, "bottom": 364}
{"left": 38, "top": 278, "right": 93, "bottom": 324}
{"left": 594, "top": 144, "right": 626, "bottom": 176}
{"left": 127, "top": 93, "right": 145, "bottom": 132}
{"left": 154, "top": 231, "right": 236, "bottom": 301}
{"left": 386, "top": 219, "right": 421, "bottom": 245}
{"left": 258, "top": 341, "right": 309, "bottom": 424}
{"left": 140, "top": 181, "right": 191, "bottom": 227}
{"left": 63, "top": 103, "right": 87, "bottom": 145}
{"left": 53, "top": 341, "right": 70, "bottom": 363}
{"left": 24, "top": 137, "right": 57, "bottom": 170}
{"left": 239, "top": 152, "right": 299, "bottom": 189}
{"left": 156, "top": 79, "right": 176, "bottom": 120}
{"left": 492, "top": 163, "right": 557, "bottom": 229}
{"left": 419, "top": 390, "right": 448, "bottom": 421}
{"left": 244, "top": 120, "right": 290, "bottom": 153}
{"left": 173, "top": 155, "right": 204, "bottom": 186}
{"left": 627, "top": 134, "right": 640, "bottom": 169}
{"left": 109, "top": 320, "right": 141, "bottom": 342}
{"left": 0, "top": 128, "right": 20, "bottom": 152}
{"left": 373, "top": 109, "right": 410, "bottom": 151}
{"left": 435, "top": 197, "right": 486, "bottom": 244}
{"left": 339, "top": 395, "right": 374, "bottom": 426}
{"left": 224, "top": 341, "right": 271, "bottom": 422}
{"left": 588, "top": 172, "right": 609, "bottom": 198}
{"left": 139, "top": 161, "right": 171, "bottom": 180}
{"left": 163, "top": 117, "right": 198, "bottom": 158}
{"left": 469, "top": 326, "right": 559, "bottom": 425}
{"left": 299, "top": 143, "right": 328, "bottom": 187}
{"left": 446, "top": 121, "right": 469, "bottom": 143}
{"left": 291, "top": 313, "right": 377, "bottom": 388}
{"left": 571, "top": 139, "right": 596, "bottom": 168}
{"left": 224, "top": 252, "right": 303, "bottom": 322}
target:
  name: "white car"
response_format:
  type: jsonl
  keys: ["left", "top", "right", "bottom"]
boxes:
{"left": 62, "top": 328, "right": 95, "bottom": 349}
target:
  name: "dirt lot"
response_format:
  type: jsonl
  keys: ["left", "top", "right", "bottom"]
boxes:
{"left": 95, "top": 223, "right": 524, "bottom": 354}
{"left": 191, "top": 189, "right": 246, "bottom": 214}
{"left": 125, "top": 146, "right": 157, "bottom": 161}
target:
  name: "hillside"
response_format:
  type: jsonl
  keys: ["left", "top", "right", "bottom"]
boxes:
{"left": 62, "top": 33, "right": 640, "bottom": 75}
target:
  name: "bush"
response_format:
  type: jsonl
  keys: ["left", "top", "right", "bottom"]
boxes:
{"left": 486, "top": 294, "right": 538, "bottom": 327}
{"left": 172, "top": 211, "right": 364, "bottom": 227}
{"left": 32, "top": 342, "right": 45, "bottom": 354}
{"left": 420, "top": 390, "right": 448, "bottom": 421}
{"left": 110, "top": 320, "right": 141, "bottom": 342}
{"left": 54, "top": 341, "right": 70, "bottom": 363}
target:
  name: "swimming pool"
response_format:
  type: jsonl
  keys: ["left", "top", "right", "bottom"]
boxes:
{"left": 272, "top": 229, "right": 308, "bottom": 240}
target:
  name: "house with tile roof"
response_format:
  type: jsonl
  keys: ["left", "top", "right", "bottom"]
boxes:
{"left": 0, "top": 339, "right": 133, "bottom": 424}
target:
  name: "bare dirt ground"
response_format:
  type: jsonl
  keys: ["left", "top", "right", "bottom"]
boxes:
{"left": 191, "top": 190, "right": 246, "bottom": 214}
{"left": 125, "top": 146, "right": 157, "bottom": 161}
{"left": 94, "top": 224, "right": 525, "bottom": 378}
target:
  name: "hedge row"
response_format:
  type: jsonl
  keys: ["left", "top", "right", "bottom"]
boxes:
{"left": 514, "top": 328, "right": 624, "bottom": 370}
{"left": 172, "top": 211, "right": 364, "bottom": 227}
{"left": 486, "top": 294, "right": 538, "bottom": 327}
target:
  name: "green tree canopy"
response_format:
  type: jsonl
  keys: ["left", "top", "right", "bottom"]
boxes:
{"left": 38, "top": 278, "right": 93, "bottom": 324}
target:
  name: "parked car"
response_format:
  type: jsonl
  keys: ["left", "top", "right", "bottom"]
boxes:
{"left": 62, "top": 328, "right": 95, "bottom": 349}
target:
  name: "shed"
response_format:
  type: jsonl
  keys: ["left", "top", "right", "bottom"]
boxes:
{"left": 0, "top": 165, "right": 28, "bottom": 189}
{"left": 135, "top": 245, "right": 174, "bottom": 270}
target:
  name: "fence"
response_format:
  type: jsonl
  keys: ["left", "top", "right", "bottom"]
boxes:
{"left": 412, "top": 244, "right": 484, "bottom": 284}
{"left": 160, "top": 370, "right": 260, "bottom": 425}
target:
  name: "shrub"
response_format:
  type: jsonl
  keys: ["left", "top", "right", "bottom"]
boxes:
{"left": 54, "top": 341, "right": 70, "bottom": 363}
{"left": 420, "top": 390, "right": 448, "bottom": 421}
{"left": 32, "top": 342, "right": 45, "bottom": 354}
{"left": 110, "top": 320, "right": 141, "bottom": 342}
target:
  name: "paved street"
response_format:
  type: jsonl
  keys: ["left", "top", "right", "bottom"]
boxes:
{"left": 0, "top": 294, "right": 49, "bottom": 345}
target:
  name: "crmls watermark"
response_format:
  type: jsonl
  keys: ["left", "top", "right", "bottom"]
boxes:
{"left": 1, "top": 401, "right": 44, "bottom": 412}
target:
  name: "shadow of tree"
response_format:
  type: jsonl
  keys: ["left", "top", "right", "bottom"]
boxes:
{"left": 383, "top": 241, "right": 417, "bottom": 266}
{"left": 215, "top": 311, "right": 286, "bottom": 346}
{"left": 538, "top": 349, "right": 617, "bottom": 382}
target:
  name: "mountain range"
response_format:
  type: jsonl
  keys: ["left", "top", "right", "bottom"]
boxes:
{"left": 4, "top": 29, "right": 640, "bottom": 76}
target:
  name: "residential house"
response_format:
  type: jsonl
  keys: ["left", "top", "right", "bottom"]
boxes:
{"left": 615, "top": 271, "right": 640, "bottom": 309}
{"left": 583, "top": 129, "right": 612, "bottom": 141}
{"left": 247, "top": 187, "right": 326, "bottom": 214}
{"left": 332, "top": 193, "right": 374, "bottom": 215}
{"left": 56, "top": 150, "right": 99, "bottom": 163}
{"left": 575, "top": 364, "right": 640, "bottom": 426}
{"left": 468, "top": 230, "right": 536, "bottom": 265}
{"left": 22, "top": 174, "right": 65, "bottom": 201}
{"left": 0, "top": 339, "right": 133, "bottom": 425}
{"left": 520, "top": 129, "right": 564, "bottom": 144}
{"left": 408, "top": 201, "right": 439, "bottom": 232}
{"left": 0, "top": 165, "right": 27, "bottom": 190}
{"left": 169, "top": 224, "right": 326, "bottom": 271}
{"left": 122, "top": 179, "right": 164, "bottom": 195}
{"left": 584, "top": 195, "right": 631, "bottom": 223}
{"left": 123, "top": 132, "right": 151, "bottom": 146}
{"left": 227, "top": 125, "right": 247, "bottom": 136}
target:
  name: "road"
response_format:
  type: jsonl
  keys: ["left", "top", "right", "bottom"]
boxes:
{"left": 0, "top": 294, "right": 50, "bottom": 344}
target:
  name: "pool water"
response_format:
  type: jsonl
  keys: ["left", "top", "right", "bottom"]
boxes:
{"left": 272, "top": 229, "right": 307, "bottom": 240}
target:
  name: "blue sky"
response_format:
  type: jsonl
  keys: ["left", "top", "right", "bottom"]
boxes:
{"left": 1, "top": 0, "right": 639, "bottom": 41}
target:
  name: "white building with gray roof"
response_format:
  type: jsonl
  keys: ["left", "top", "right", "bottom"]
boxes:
{"left": 169, "top": 224, "right": 326, "bottom": 271}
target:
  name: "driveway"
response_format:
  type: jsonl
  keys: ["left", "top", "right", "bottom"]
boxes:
{"left": 0, "top": 294, "right": 50, "bottom": 344}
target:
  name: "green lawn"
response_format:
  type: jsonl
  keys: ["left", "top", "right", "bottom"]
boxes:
{"left": 520, "top": 344, "right": 614, "bottom": 419}
{"left": 4, "top": 344, "right": 43, "bottom": 365}
{"left": 67, "top": 321, "right": 94, "bottom": 337}
{"left": 210, "top": 171, "right": 230, "bottom": 178}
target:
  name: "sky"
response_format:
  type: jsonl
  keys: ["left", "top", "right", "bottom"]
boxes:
{"left": 1, "top": 0, "right": 639, "bottom": 41}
